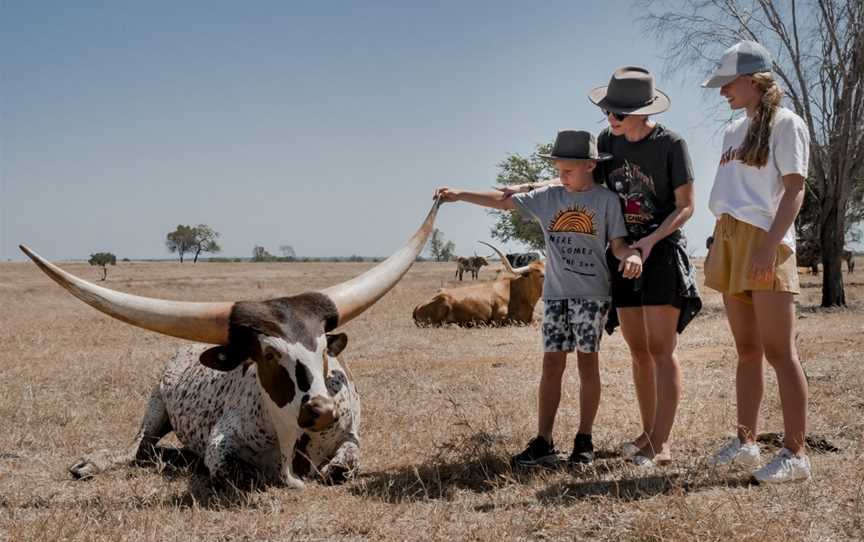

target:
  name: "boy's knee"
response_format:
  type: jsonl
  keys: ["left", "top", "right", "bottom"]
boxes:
{"left": 542, "top": 353, "right": 567, "bottom": 372}
{"left": 575, "top": 351, "right": 599, "bottom": 367}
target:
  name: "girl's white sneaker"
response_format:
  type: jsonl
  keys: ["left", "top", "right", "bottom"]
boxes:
{"left": 707, "top": 437, "right": 761, "bottom": 468}
{"left": 752, "top": 448, "right": 811, "bottom": 483}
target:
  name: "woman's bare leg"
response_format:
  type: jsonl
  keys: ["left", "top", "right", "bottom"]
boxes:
{"left": 751, "top": 291, "right": 807, "bottom": 454}
{"left": 642, "top": 305, "right": 681, "bottom": 458}
{"left": 723, "top": 294, "right": 764, "bottom": 443}
{"left": 618, "top": 308, "right": 654, "bottom": 447}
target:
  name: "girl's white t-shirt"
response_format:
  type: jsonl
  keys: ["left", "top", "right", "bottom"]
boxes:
{"left": 708, "top": 107, "right": 810, "bottom": 251}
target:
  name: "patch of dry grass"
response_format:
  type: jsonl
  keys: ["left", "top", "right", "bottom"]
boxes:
{"left": 1, "top": 259, "right": 863, "bottom": 540}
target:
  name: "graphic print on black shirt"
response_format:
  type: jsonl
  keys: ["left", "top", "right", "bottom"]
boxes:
{"left": 547, "top": 205, "right": 598, "bottom": 277}
{"left": 596, "top": 124, "right": 695, "bottom": 242}
{"left": 607, "top": 160, "right": 658, "bottom": 239}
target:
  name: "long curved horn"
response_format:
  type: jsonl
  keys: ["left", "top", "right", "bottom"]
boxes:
{"left": 19, "top": 245, "right": 232, "bottom": 344}
{"left": 321, "top": 198, "right": 441, "bottom": 329}
{"left": 477, "top": 241, "right": 532, "bottom": 275}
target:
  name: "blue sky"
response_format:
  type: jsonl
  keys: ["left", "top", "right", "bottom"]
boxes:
{"left": 1, "top": 1, "right": 731, "bottom": 261}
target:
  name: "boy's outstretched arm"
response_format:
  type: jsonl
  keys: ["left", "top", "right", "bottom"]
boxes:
{"left": 609, "top": 238, "right": 643, "bottom": 279}
{"left": 435, "top": 187, "right": 516, "bottom": 210}
{"left": 493, "top": 178, "right": 562, "bottom": 197}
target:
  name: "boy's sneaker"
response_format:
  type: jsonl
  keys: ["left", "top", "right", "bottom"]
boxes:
{"left": 567, "top": 433, "right": 594, "bottom": 465}
{"left": 752, "top": 448, "right": 811, "bottom": 483}
{"left": 620, "top": 442, "right": 640, "bottom": 460}
{"left": 707, "top": 437, "right": 761, "bottom": 468}
{"left": 511, "top": 436, "right": 559, "bottom": 468}
{"left": 631, "top": 454, "right": 656, "bottom": 469}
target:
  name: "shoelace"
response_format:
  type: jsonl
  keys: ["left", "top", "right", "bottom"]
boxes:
{"left": 764, "top": 453, "right": 793, "bottom": 474}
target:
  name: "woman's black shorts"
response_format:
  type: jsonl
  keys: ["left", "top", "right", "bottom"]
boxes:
{"left": 606, "top": 240, "right": 683, "bottom": 308}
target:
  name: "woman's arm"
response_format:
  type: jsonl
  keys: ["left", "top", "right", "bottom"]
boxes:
{"left": 609, "top": 237, "right": 643, "bottom": 279}
{"left": 749, "top": 173, "right": 806, "bottom": 282}
{"left": 630, "top": 182, "right": 695, "bottom": 260}
{"left": 435, "top": 187, "right": 516, "bottom": 210}
{"left": 494, "top": 178, "right": 562, "bottom": 197}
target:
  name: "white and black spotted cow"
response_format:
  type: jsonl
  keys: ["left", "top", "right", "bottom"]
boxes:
{"left": 505, "top": 251, "right": 542, "bottom": 268}
{"left": 20, "top": 201, "right": 440, "bottom": 489}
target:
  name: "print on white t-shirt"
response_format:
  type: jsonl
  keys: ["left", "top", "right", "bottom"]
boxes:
{"left": 708, "top": 107, "right": 810, "bottom": 251}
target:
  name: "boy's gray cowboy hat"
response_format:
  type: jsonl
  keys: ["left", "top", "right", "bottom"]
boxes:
{"left": 702, "top": 40, "right": 773, "bottom": 88}
{"left": 539, "top": 130, "right": 612, "bottom": 161}
{"left": 589, "top": 66, "right": 670, "bottom": 115}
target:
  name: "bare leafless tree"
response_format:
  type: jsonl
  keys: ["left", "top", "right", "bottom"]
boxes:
{"left": 641, "top": 0, "right": 864, "bottom": 306}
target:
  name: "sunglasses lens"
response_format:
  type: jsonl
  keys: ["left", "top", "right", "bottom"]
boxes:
{"left": 604, "top": 110, "right": 628, "bottom": 121}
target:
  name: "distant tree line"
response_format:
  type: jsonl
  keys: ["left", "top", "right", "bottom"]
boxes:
{"left": 166, "top": 224, "right": 222, "bottom": 263}
{"left": 76, "top": 225, "right": 462, "bottom": 264}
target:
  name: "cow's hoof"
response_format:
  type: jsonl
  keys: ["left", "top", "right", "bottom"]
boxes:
{"left": 320, "top": 462, "right": 356, "bottom": 485}
{"left": 283, "top": 477, "right": 306, "bottom": 490}
{"left": 69, "top": 459, "right": 98, "bottom": 480}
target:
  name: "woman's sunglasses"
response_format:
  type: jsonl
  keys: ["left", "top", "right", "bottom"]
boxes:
{"left": 603, "top": 109, "right": 629, "bottom": 122}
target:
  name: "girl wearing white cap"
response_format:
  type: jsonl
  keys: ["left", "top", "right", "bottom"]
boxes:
{"left": 703, "top": 40, "right": 811, "bottom": 482}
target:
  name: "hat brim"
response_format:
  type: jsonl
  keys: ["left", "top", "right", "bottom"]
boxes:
{"left": 588, "top": 86, "right": 671, "bottom": 115}
{"left": 538, "top": 152, "right": 613, "bottom": 162}
{"left": 701, "top": 74, "right": 740, "bottom": 88}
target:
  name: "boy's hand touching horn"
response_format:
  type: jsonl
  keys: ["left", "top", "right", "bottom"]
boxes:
{"left": 434, "top": 186, "right": 462, "bottom": 202}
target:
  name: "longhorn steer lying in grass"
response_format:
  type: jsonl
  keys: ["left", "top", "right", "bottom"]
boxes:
{"left": 20, "top": 201, "right": 439, "bottom": 489}
{"left": 413, "top": 243, "right": 544, "bottom": 326}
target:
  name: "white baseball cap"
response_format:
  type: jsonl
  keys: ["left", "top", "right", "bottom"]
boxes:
{"left": 702, "top": 41, "right": 773, "bottom": 88}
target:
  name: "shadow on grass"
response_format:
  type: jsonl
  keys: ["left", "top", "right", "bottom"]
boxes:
{"left": 536, "top": 472, "right": 754, "bottom": 504}
{"left": 350, "top": 452, "right": 511, "bottom": 503}
{"left": 127, "top": 446, "right": 274, "bottom": 510}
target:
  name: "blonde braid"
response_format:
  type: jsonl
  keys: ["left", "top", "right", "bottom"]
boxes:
{"left": 737, "top": 72, "right": 782, "bottom": 168}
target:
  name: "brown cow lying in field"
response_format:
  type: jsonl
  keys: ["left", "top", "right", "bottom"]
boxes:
{"left": 414, "top": 243, "right": 544, "bottom": 326}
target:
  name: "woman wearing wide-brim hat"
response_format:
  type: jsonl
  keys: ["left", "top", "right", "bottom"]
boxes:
{"left": 589, "top": 66, "right": 701, "bottom": 468}
{"left": 503, "top": 66, "right": 702, "bottom": 467}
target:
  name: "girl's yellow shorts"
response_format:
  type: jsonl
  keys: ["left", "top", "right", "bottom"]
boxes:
{"left": 704, "top": 214, "right": 800, "bottom": 303}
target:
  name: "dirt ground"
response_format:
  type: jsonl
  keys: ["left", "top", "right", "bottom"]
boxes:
{"left": 1, "top": 257, "right": 862, "bottom": 541}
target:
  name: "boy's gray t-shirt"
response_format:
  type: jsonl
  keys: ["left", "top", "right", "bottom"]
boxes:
{"left": 513, "top": 185, "right": 628, "bottom": 300}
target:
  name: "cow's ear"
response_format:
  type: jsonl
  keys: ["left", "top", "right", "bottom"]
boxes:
{"left": 326, "top": 333, "right": 348, "bottom": 357}
{"left": 199, "top": 326, "right": 262, "bottom": 371}
{"left": 200, "top": 346, "right": 245, "bottom": 372}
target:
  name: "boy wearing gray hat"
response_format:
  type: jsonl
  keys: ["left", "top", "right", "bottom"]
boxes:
{"left": 435, "top": 130, "right": 643, "bottom": 467}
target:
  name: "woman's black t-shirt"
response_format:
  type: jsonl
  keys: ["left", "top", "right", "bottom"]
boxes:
{"left": 594, "top": 124, "right": 694, "bottom": 241}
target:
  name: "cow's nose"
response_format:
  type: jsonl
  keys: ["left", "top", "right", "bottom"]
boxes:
{"left": 298, "top": 396, "right": 339, "bottom": 431}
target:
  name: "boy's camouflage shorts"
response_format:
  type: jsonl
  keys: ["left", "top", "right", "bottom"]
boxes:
{"left": 542, "top": 297, "right": 611, "bottom": 353}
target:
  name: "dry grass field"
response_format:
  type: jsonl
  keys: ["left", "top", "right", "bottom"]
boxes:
{"left": 1, "top": 257, "right": 863, "bottom": 541}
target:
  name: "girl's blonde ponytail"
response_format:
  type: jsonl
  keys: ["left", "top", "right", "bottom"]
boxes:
{"left": 737, "top": 72, "right": 782, "bottom": 168}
